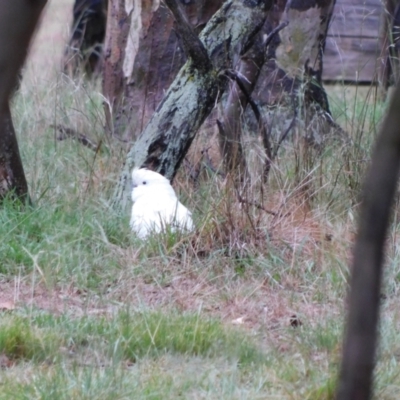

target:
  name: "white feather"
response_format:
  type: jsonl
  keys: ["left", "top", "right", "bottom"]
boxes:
{"left": 130, "top": 168, "right": 194, "bottom": 239}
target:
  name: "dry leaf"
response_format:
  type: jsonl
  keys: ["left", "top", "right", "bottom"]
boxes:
{"left": 232, "top": 316, "right": 245, "bottom": 325}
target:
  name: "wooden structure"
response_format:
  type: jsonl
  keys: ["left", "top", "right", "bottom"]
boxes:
{"left": 323, "top": 0, "right": 390, "bottom": 82}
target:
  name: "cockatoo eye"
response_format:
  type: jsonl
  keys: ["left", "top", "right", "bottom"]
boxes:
{"left": 142, "top": 181, "right": 147, "bottom": 185}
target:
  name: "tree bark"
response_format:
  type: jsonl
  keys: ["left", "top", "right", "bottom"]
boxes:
{"left": 0, "top": 0, "right": 47, "bottom": 202}
{"left": 219, "top": 0, "right": 341, "bottom": 179}
{"left": 218, "top": 28, "right": 267, "bottom": 175}
{"left": 113, "top": 0, "right": 270, "bottom": 209}
{"left": 102, "top": 0, "right": 130, "bottom": 135}
{"left": 249, "top": 0, "right": 344, "bottom": 147}
{"left": 216, "top": 19, "right": 288, "bottom": 178}
{"left": 63, "top": 0, "right": 108, "bottom": 77}
{"left": 336, "top": 83, "right": 400, "bottom": 400}
{"left": 0, "top": 104, "right": 29, "bottom": 200}
{"left": 102, "top": 0, "right": 223, "bottom": 140}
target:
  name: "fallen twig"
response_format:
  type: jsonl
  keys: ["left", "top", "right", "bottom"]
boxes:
{"left": 236, "top": 192, "right": 277, "bottom": 216}
{"left": 52, "top": 124, "right": 99, "bottom": 151}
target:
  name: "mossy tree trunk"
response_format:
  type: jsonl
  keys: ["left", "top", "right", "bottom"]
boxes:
{"left": 112, "top": 0, "right": 344, "bottom": 208}
{"left": 112, "top": 0, "right": 271, "bottom": 209}
{"left": 102, "top": 0, "right": 223, "bottom": 140}
{"left": 0, "top": 0, "right": 47, "bottom": 203}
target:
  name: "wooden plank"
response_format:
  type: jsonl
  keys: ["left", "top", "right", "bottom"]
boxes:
{"left": 323, "top": 36, "right": 384, "bottom": 81}
{"left": 335, "top": 0, "right": 382, "bottom": 7}
{"left": 322, "top": 0, "right": 386, "bottom": 81}
{"left": 329, "top": 4, "right": 383, "bottom": 38}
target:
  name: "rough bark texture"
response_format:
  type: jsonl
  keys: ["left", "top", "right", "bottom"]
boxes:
{"left": 0, "top": 104, "right": 29, "bottom": 199}
{"left": 219, "top": 28, "right": 268, "bottom": 174}
{"left": 102, "top": 0, "right": 130, "bottom": 135}
{"left": 217, "top": 19, "right": 289, "bottom": 177}
{"left": 218, "top": 0, "right": 340, "bottom": 179}
{"left": 132, "top": 0, "right": 270, "bottom": 174}
{"left": 336, "top": 83, "right": 400, "bottom": 400}
{"left": 0, "top": 0, "right": 47, "bottom": 202}
{"left": 249, "top": 0, "right": 343, "bottom": 146}
{"left": 102, "top": 0, "right": 223, "bottom": 140}
{"left": 113, "top": 0, "right": 270, "bottom": 209}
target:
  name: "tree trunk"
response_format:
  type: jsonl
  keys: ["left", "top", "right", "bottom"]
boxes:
{"left": 336, "top": 82, "right": 400, "bottom": 400}
{"left": 0, "top": 0, "right": 47, "bottom": 202}
{"left": 63, "top": 0, "right": 108, "bottom": 77}
{"left": 0, "top": 104, "right": 29, "bottom": 200}
{"left": 248, "top": 0, "right": 344, "bottom": 148}
{"left": 218, "top": 28, "right": 268, "bottom": 176}
{"left": 217, "top": 0, "right": 343, "bottom": 180}
{"left": 102, "top": 0, "right": 223, "bottom": 140}
{"left": 102, "top": 0, "right": 130, "bottom": 135}
{"left": 112, "top": 0, "right": 270, "bottom": 209}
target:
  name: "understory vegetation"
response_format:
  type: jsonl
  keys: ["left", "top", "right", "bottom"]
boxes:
{"left": 1, "top": 1, "right": 400, "bottom": 399}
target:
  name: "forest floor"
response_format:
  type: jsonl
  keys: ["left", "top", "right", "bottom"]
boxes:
{"left": 0, "top": 1, "right": 400, "bottom": 399}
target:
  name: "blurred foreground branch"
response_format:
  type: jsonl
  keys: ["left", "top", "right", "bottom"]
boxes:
{"left": 0, "top": 0, "right": 47, "bottom": 201}
{"left": 337, "top": 85, "right": 400, "bottom": 399}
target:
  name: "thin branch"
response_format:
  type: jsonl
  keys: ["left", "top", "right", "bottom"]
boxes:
{"left": 164, "top": 0, "right": 212, "bottom": 73}
{"left": 225, "top": 70, "right": 262, "bottom": 122}
{"left": 264, "top": 21, "right": 289, "bottom": 49}
{"left": 273, "top": 111, "right": 297, "bottom": 159}
{"left": 224, "top": 69, "right": 273, "bottom": 178}
{"left": 52, "top": 124, "right": 99, "bottom": 151}
{"left": 236, "top": 192, "right": 277, "bottom": 216}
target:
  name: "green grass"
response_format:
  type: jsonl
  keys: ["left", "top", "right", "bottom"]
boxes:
{"left": 0, "top": 310, "right": 265, "bottom": 364}
{"left": 0, "top": 308, "right": 349, "bottom": 399}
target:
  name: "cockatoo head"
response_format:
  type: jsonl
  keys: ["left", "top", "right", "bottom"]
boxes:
{"left": 131, "top": 168, "right": 175, "bottom": 203}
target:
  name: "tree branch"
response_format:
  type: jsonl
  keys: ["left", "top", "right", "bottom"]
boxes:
{"left": 0, "top": 0, "right": 47, "bottom": 202}
{"left": 337, "top": 83, "right": 400, "bottom": 399}
{"left": 52, "top": 124, "right": 99, "bottom": 151}
{"left": 112, "top": 1, "right": 269, "bottom": 210}
{"left": 264, "top": 21, "right": 288, "bottom": 49}
{"left": 164, "top": 0, "right": 212, "bottom": 73}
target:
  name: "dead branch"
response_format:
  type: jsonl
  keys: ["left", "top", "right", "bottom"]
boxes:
{"left": 264, "top": 21, "right": 288, "bottom": 49}
{"left": 225, "top": 69, "right": 272, "bottom": 163}
{"left": 164, "top": 0, "right": 211, "bottom": 73}
{"left": 236, "top": 192, "right": 277, "bottom": 216}
{"left": 52, "top": 124, "right": 99, "bottom": 151}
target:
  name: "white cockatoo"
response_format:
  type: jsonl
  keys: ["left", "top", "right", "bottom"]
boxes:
{"left": 130, "top": 168, "right": 194, "bottom": 239}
